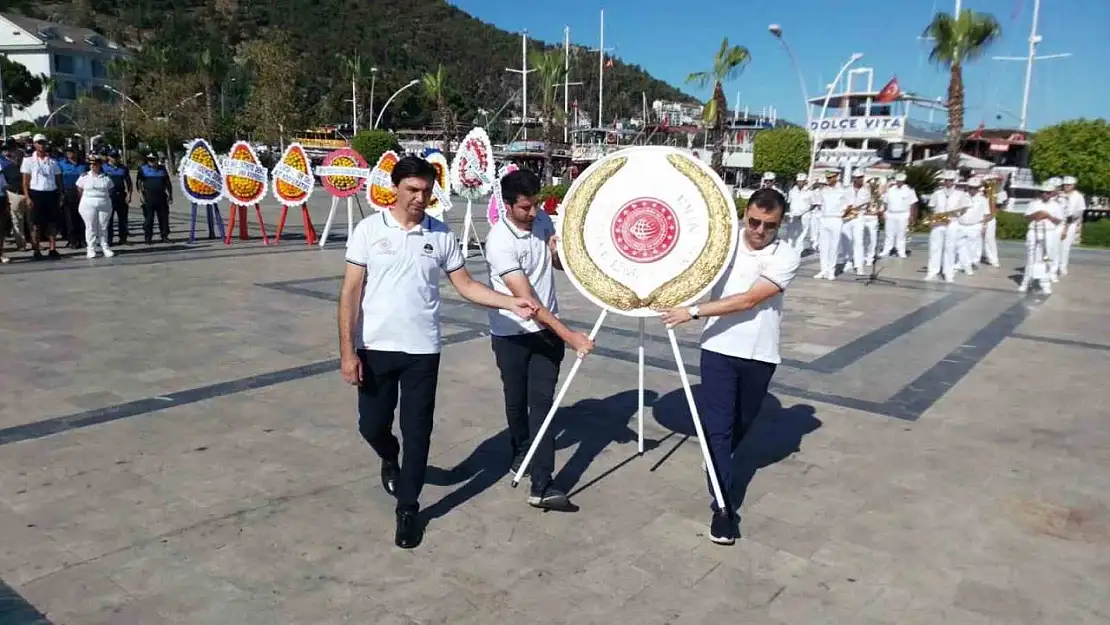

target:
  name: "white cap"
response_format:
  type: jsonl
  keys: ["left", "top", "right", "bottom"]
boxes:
{"left": 1047, "top": 176, "right": 1062, "bottom": 188}
{"left": 762, "top": 172, "right": 776, "bottom": 181}
{"left": 894, "top": 172, "right": 907, "bottom": 182}
{"left": 796, "top": 172, "right": 808, "bottom": 181}
{"left": 1041, "top": 181, "right": 1056, "bottom": 192}
{"left": 967, "top": 177, "right": 983, "bottom": 188}
{"left": 1062, "top": 176, "right": 1077, "bottom": 185}
{"left": 941, "top": 170, "right": 957, "bottom": 180}
{"left": 32, "top": 133, "right": 48, "bottom": 143}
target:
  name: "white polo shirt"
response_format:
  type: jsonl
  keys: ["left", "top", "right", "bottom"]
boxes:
{"left": 1025, "top": 199, "right": 1063, "bottom": 233}
{"left": 345, "top": 211, "right": 466, "bottom": 354}
{"left": 883, "top": 185, "right": 917, "bottom": 214}
{"left": 927, "top": 187, "right": 970, "bottom": 225}
{"left": 20, "top": 154, "right": 61, "bottom": 192}
{"left": 787, "top": 186, "right": 812, "bottom": 218}
{"left": 485, "top": 210, "right": 558, "bottom": 336}
{"left": 847, "top": 185, "right": 871, "bottom": 215}
{"left": 958, "top": 194, "right": 989, "bottom": 226}
{"left": 700, "top": 235, "right": 801, "bottom": 365}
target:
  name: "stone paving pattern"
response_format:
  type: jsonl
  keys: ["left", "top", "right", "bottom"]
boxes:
{"left": 1, "top": 196, "right": 1109, "bottom": 624}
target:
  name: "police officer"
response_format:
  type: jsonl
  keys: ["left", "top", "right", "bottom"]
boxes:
{"left": 103, "top": 150, "right": 133, "bottom": 245}
{"left": 59, "top": 145, "right": 89, "bottom": 249}
{"left": 137, "top": 153, "right": 173, "bottom": 243}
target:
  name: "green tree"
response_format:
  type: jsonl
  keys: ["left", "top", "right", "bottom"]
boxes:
{"left": 923, "top": 10, "right": 1002, "bottom": 169}
{"left": 237, "top": 33, "right": 302, "bottom": 146}
{"left": 1031, "top": 119, "right": 1110, "bottom": 194}
{"left": 351, "top": 129, "right": 399, "bottom": 166}
{"left": 529, "top": 49, "right": 567, "bottom": 186}
{"left": 753, "top": 127, "right": 809, "bottom": 184}
{"left": 421, "top": 65, "right": 455, "bottom": 154}
{"left": 1, "top": 56, "right": 44, "bottom": 111}
{"left": 686, "top": 38, "right": 751, "bottom": 175}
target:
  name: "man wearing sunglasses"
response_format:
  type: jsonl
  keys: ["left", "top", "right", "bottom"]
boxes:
{"left": 660, "top": 188, "right": 800, "bottom": 545}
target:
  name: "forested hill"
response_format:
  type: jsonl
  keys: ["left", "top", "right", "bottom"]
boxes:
{"left": 9, "top": 0, "right": 698, "bottom": 133}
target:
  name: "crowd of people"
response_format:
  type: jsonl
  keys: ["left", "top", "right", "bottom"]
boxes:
{"left": 765, "top": 167, "right": 1085, "bottom": 293}
{"left": 0, "top": 134, "right": 175, "bottom": 263}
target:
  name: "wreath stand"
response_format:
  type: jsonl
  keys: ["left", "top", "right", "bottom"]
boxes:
{"left": 274, "top": 203, "right": 318, "bottom": 245}
{"left": 224, "top": 204, "right": 270, "bottom": 245}
{"left": 459, "top": 199, "right": 485, "bottom": 259}
{"left": 511, "top": 309, "right": 727, "bottom": 512}
{"left": 319, "top": 195, "right": 365, "bottom": 247}
{"left": 188, "top": 203, "right": 225, "bottom": 244}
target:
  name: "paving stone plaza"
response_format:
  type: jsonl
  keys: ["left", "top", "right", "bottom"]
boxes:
{"left": 2, "top": 195, "right": 1109, "bottom": 624}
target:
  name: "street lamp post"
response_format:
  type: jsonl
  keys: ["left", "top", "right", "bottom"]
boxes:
{"left": 768, "top": 24, "right": 812, "bottom": 128}
{"left": 374, "top": 79, "right": 420, "bottom": 130}
{"left": 808, "top": 52, "right": 864, "bottom": 177}
{"left": 368, "top": 67, "right": 378, "bottom": 135}
{"left": 102, "top": 85, "right": 148, "bottom": 163}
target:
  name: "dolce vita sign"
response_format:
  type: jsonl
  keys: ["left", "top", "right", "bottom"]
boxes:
{"left": 557, "top": 146, "right": 739, "bottom": 317}
{"left": 809, "top": 116, "right": 906, "bottom": 140}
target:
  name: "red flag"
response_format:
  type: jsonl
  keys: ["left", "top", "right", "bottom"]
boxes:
{"left": 658, "top": 116, "right": 669, "bottom": 130}
{"left": 969, "top": 123, "right": 985, "bottom": 139}
{"left": 876, "top": 76, "right": 901, "bottom": 103}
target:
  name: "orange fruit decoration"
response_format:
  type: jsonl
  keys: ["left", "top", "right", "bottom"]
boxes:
{"left": 368, "top": 151, "right": 400, "bottom": 210}
{"left": 272, "top": 143, "right": 314, "bottom": 206}
{"left": 223, "top": 141, "right": 267, "bottom": 205}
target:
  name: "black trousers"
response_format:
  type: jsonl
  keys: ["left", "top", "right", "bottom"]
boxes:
{"left": 62, "top": 186, "right": 84, "bottom": 245}
{"left": 490, "top": 330, "right": 565, "bottom": 487}
{"left": 356, "top": 349, "right": 441, "bottom": 512}
{"left": 108, "top": 192, "right": 129, "bottom": 243}
{"left": 143, "top": 196, "right": 170, "bottom": 239}
{"left": 698, "top": 349, "right": 776, "bottom": 512}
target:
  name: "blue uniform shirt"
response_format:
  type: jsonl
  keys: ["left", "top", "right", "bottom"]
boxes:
{"left": 137, "top": 163, "right": 169, "bottom": 199}
{"left": 103, "top": 162, "right": 130, "bottom": 194}
{"left": 59, "top": 159, "right": 89, "bottom": 188}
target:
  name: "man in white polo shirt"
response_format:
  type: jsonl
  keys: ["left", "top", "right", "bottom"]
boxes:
{"left": 1058, "top": 175, "right": 1085, "bottom": 277}
{"left": 954, "top": 177, "right": 991, "bottom": 276}
{"left": 925, "top": 170, "right": 969, "bottom": 282}
{"left": 485, "top": 169, "right": 594, "bottom": 511}
{"left": 20, "top": 134, "right": 63, "bottom": 260}
{"left": 815, "top": 169, "right": 847, "bottom": 280}
{"left": 337, "top": 156, "right": 538, "bottom": 549}
{"left": 786, "top": 172, "right": 812, "bottom": 252}
{"left": 661, "top": 187, "right": 801, "bottom": 545}
{"left": 880, "top": 172, "right": 916, "bottom": 258}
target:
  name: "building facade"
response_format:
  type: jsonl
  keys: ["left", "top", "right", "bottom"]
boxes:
{"left": 1, "top": 13, "right": 127, "bottom": 124}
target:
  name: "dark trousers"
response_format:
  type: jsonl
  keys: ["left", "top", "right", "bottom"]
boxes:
{"left": 143, "top": 196, "right": 170, "bottom": 239}
{"left": 62, "top": 186, "right": 84, "bottom": 245}
{"left": 490, "top": 330, "right": 565, "bottom": 487}
{"left": 698, "top": 349, "right": 776, "bottom": 512}
{"left": 108, "top": 192, "right": 129, "bottom": 243}
{"left": 356, "top": 349, "right": 441, "bottom": 512}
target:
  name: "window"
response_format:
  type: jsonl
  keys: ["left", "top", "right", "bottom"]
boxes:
{"left": 55, "top": 80, "right": 77, "bottom": 100}
{"left": 91, "top": 61, "right": 107, "bottom": 78}
{"left": 53, "top": 54, "right": 75, "bottom": 74}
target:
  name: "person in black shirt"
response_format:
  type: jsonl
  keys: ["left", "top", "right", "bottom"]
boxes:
{"left": 1, "top": 142, "right": 27, "bottom": 251}
{"left": 103, "top": 150, "right": 133, "bottom": 245}
{"left": 137, "top": 153, "right": 173, "bottom": 243}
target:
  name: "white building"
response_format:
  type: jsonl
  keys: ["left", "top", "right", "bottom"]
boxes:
{"left": 651, "top": 100, "right": 703, "bottom": 127}
{"left": 1, "top": 13, "right": 128, "bottom": 124}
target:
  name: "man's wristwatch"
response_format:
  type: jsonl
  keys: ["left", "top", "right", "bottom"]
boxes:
{"left": 687, "top": 306, "right": 700, "bottom": 320}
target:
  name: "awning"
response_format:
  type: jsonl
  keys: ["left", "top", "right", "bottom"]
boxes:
{"left": 916, "top": 152, "right": 994, "bottom": 170}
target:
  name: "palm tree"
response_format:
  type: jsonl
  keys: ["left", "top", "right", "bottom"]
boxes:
{"left": 422, "top": 64, "right": 456, "bottom": 155}
{"left": 337, "top": 53, "right": 363, "bottom": 132}
{"left": 923, "top": 10, "right": 1002, "bottom": 169}
{"left": 686, "top": 38, "right": 751, "bottom": 175}
{"left": 196, "top": 48, "right": 229, "bottom": 132}
{"left": 529, "top": 49, "right": 566, "bottom": 186}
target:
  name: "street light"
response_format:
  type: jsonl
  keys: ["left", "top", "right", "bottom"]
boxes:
{"left": 42, "top": 102, "right": 75, "bottom": 128}
{"left": 368, "top": 67, "right": 378, "bottom": 134}
{"left": 808, "top": 52, "right": 864, "bottom": 177}
{"left": 374, "top": 79, "right": 420, "bottom": 130}
{"left": 768, "top": 24, "right": 812, "bottom": 127}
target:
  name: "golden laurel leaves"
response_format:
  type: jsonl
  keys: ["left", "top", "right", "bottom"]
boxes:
{"left": 561, "top": 152, "right": 734, "bottom": 313}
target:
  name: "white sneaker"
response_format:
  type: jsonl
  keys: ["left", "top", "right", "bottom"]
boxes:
{"left": 1043, "top": 285, "right": 1052, "bottom": 295}
{"left": 924, "top": 275, "right": 937, "bottom": 282}
{"left": 856, "top": 269, "right": 865, "bottom": 276}
{"left": 864, "top": 261, "right": 873, "bottom": 267}
{"left": 965, "top": 269, "right": 974, "bottom": 276}
{"left": 1049, "top": 275, "right": 1058, "bottom": 283}
{"left": 945, "top": 276, "right": 955, "bottom": 283}
{"left": 86, "top": 250, "right": 96, "bottom": 259}
{"left": 102, "top": 248, "right": 114, "bottom": 258}
{"left": 826, "top": 274, "right": 837, "bottom": 281}
{"left": 814, "top": 271, "right": 826, "bottom": 279}
{"left": 1018, "top": 283, "right": 1028, "bottom": 293}
{"left": 1059, "top": 267, "right": 1068, "bottom": 276}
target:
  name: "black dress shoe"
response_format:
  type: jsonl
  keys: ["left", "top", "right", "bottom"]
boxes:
{"left": 381, "top": 459, "right": 400, "bottom": 497}
{"left": 395, "top": 508, "right": 422, "bottom": 549}
{"left": 47, "top": 249, "right": 62, "bottom": 259}
{"left": 709, "top": 510, "right": 736, "bottom": 545}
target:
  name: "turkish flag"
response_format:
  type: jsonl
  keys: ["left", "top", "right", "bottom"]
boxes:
{"left": 876, "top": 76, "right": 901, "bottom": 103}
{"left": 969, "top": 123, "right": 985, "bottom": 139}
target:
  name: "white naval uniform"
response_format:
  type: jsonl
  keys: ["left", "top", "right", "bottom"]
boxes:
{"left": 1058, "top": 190, "right": 1086, "bottom": 276}
{"left": 844, "top": 184, "right": 871, "bottom": 272}
{"left": 816, "top": 185, "right": 848, "bottom": 279}
{"left": 954, "top": 193, "right": 989, "bottom": 275}
{"left": 881, "top": 184, "right": 916, "bottom": 258}
{"left": 806, "top": 188, "right": 822, "bottom": 252}
{"left": 1020, "top": 198, "right": 1064, "bottom": 292}
{"left": 786, "top": 185, "right": 813, "bottom": 252}
{"left": 75, "top": 172, "right": 115, "bottom": 256}
{"left": 925, "top": 186, "right": 970, "bottom": 281}
{"left": 980, "top": 190, "right": 1006, "bottom": 267}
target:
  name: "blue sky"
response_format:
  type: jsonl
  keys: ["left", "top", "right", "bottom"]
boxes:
{"left": 449, "top": 0, "right": 1107, "bottom": 130}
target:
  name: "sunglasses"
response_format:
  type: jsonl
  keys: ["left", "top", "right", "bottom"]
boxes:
{"left": 747, "top": 216, "right": 781, "bottom": 232}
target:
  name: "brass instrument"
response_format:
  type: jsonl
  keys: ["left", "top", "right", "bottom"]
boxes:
{"left": 864, "top": 178, "right": 884, "bottom": 216}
